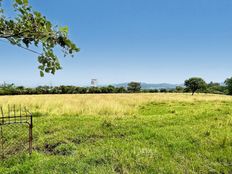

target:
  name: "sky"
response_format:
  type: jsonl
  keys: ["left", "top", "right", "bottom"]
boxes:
{"left": 0, "top": 0, "right": 232, "bottom": 86}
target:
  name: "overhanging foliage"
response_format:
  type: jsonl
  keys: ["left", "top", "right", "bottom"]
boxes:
{"left": 0, "top": 0, "right": 79, "bottom": 76}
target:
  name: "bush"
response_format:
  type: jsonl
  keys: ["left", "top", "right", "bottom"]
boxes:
{"left": 160, "top": 88, "right": 167, "bottom": 93}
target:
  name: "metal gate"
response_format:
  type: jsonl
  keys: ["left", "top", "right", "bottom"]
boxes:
{"left": 0, "top": 105, "right": 32, "bottom": 159}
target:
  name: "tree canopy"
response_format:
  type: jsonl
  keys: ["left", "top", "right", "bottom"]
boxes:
{"left": 184, "top": 77, "right": 206, "bottom": 95}
{"left": 225, "top": 77, "right": 232, "bottom": 95}
{"left": 0, "top": 0, "right": 79, "bottom": 76}
{"left": 127, "top": 82, "right": 141, "bottom": 93}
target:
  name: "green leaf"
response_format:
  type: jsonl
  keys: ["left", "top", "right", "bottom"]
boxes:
{"left": 59, "top": 26, "right": 69, "bottom": 34}
{"left": 34, "top": 11, "right": 41, "bottom": 17}
{"left": 15, "top": 0, "right": 23, "bottom": 5}
{"left": 23, "top": 0, "right": 28, "bottom": 6}
{"left": 40, "top": 71, "right": 44, "bottom": 77}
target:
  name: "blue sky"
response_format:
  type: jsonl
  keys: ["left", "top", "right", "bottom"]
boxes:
{"left": 1, "top": 0, "right": 232, "bottom": 86}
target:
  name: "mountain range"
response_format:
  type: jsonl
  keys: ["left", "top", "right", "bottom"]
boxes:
{"left": 112, "top": 83, "right": 183, "bottom": 89}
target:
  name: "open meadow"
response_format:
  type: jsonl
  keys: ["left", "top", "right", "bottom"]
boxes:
{"left": 0, "top": 93, "right": 232, "bottom": 173}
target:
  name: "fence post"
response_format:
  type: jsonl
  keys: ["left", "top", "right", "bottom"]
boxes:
{"left": 29, "top": 115, "right": 33, "bottom": 155}
{"left": 0, "top": 127, "right": 3, "bottom": 159}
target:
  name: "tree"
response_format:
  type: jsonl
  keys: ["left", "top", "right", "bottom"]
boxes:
{"left": 184, "top": 77, "right": 206, "bottom": 95}
{"left": 0, "top": 0, "right": 79, "bottom": 76}
{"left": 127, "top": 82, "right": 141, "bottom": 93}
{"left": 206, "top": 82, "right": 226, "bottom": 94}
{"left": 160, "top": 88, "right": 167, "bottom": 93}
{"left": 225, "top": 77, "right": 232, "bottom": 95}
{"left": 115, "top": 87, "right": 127, "bottom": 93}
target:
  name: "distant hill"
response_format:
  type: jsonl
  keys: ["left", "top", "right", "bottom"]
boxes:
{"left": 113, "top": 82, "right": 183, "bottom": 89}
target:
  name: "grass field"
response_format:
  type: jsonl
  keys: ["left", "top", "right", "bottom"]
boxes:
{"left": 0, "top": 93, "right": 232, "bottom": 173}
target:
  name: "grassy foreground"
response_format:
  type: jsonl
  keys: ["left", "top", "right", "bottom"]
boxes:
{"left": 0, "top": 93, "right": 231, "bottom": 173}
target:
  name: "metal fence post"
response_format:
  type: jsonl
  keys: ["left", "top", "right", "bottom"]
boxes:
{"left": 29, "top": 113, "right": 33, "bottom": 155}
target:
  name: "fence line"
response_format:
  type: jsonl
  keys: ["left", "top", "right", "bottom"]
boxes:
{"left": 0, "top": 105, "right": 33, "bottom": 159}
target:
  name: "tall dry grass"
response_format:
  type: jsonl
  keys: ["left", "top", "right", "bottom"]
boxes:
{"left": 0, "top": 93, "right": 231, "bottom": 116}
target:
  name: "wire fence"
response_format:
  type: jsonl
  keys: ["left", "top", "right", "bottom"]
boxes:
{"left": 0, "top": 105, "right": 33, "bottom": 159}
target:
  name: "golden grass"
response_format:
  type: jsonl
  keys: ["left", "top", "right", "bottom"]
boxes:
{"left": 0, "top": 93, "right": 231, "bottom": 117}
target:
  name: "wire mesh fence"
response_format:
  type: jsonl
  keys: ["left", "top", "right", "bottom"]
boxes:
{"left": 0, "top": 105, "right": 33, "bottom": 159}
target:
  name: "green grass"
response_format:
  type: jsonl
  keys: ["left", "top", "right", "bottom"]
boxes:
{"left": 0, "top": 94, "right": 232, "bottom": 173}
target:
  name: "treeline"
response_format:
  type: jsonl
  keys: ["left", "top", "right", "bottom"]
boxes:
{"left": 0, "top": 77, "right": 231, "bottom": 95}
{"left": 0, "top": 84, "right": 127, "bottom": 95}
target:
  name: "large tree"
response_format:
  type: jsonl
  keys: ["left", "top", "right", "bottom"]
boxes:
{"left": 127, "top": 82, "right": 141, "bottom": 93}
{"left": 184, "top": 77, "right": 206, "bottom": 95}
{"left": 225, "top": 77, "right": 232, "bottom": 95}
{"left": 0, "top": 0, "right": 79, "bottom": 76}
